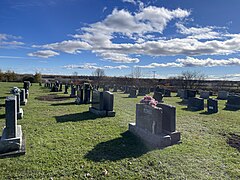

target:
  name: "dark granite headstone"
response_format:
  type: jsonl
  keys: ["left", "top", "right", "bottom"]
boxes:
{"left": 129, "top": 88, "right": 137, "bottom": 98}
{"left": 226, "top": 95, "right": 240, "bottom": 109}
{"left": 200, "top": 91, "right": 210, "bottom": 99}
{"left": 217, "top": 91, "right": 229, "bottom": 100}
{"left": 207, "top": 98, "right": 218, "bottom": 113}
{"left": 153, "top": 92, "right": 163, "bottom": 102}
{"left": 103, "top": 91, "right": 114, "bottom": 111}
{"left": 164, "top": 89, "right": 171, "bottom": 97}
{"left": 187, "top": 97, "right": 204, "bottom": 111}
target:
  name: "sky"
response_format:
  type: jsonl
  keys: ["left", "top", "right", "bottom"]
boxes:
{"left": 0, "top": 0, "right": 240, "bottom": 80}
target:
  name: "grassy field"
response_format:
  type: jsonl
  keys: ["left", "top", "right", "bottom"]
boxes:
{"left": 0, "top": 82, "right": 239, "bottom": 179}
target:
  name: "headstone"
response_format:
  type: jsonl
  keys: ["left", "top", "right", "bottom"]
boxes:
{"left": 16, "top": 94, "right": 23, "bottom": 119}
{"left": 207, "top": 98, "right": 218, "bottom": 113}
{"left": 59, "top": 83, "right": 62, "bottom": 92}
{"left": 129, "top": 103, "right": 180, "bottom": 148}
{"left": 64, "top": 84, "right": 69, "bottom": 94}
{"left": 164, "top": 89, "right": 171, "bottom": 97}
{"left": 217, "top": 91, "right": 229, "bottom": 100}
{"left": 113, "top": 86, "right": 118, "bottom": 92}
{"left": 70, "top": 86, "right": 76, "bottom": 98}
{"left": 23, "top": 81, "right": 30, "bottom": 91}
{"left": 177, "top": 89, "right": 184, "bottom": 97}
{"left": 225, "top": 95, "right": 240, "bottom": 110}
{"left": 89, "top": 90, "right": 115, "bottom": 117}
{"left": 153, "top": 92, "right": 163, "bottom": 103}
{"left": 200, "top": 91, "right": 210, "bottom": 99}
{"left": 124, "top": 86, "right": 130, "bottom": 94}
{"left": 187, "top": 97, "right": 204, "bottom": 111}
{"left": 0, "top": 96, "right": 25, "bottom": 156}
{"left": 20, "top": 89, "right": 27, "bottom": 105}
{"left": 83, "top": 83, "right": 92, "bottom": 104}
{"left": 138, "top": 87, "right": 147, "bottom": 96}
{"left": 181, "top": 89, "right": 196, "bottom": 100}
{"left": 128, "top": 88, "right": 137, "bottom": 98}
{"left": 103, "top": 86, "right": 109, "bottom": 91}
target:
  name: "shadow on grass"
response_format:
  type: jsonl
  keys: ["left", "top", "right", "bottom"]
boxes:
{"left": 84, "top": 131, "right": 149, "bottom": 162}
{"left": 199, "top": 111, "right": 216, "bottom": 115}
{"left": 0, "top": 97, "right": 6, "bottom": 99}
{"left": 122, "top": 96, "right": 137, "bottom": 99}
{"left": 223, "top": 107, "right": 240, "bottom": 111}
{"left": 55, "top": 111, "right": 100, "bottom": 123}
{"left": 0, "top": 114, "right": 5, "bottom": 119}
{"left": 176, "top": 101, "right": 187, "bottom": 106}
{"left": 51, "top": 102, "right": 76, "bottom": 106}
{"left": 0, "top": 104, "right": 5, "bottom": 108}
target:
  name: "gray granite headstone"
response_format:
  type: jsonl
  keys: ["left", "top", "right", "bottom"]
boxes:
{"left": 91, "top": 90, "right": 104, "bottom": 110}
{"left": 136, "top": 103, "right": 163, "bottom": 134}
{"left": 5, "top": 96, "right": 17, "bottom": 138}
{"left": 103, "top": 91, "right": 114, "bottom": 111}
{"left": 157, "top": 103, "right": 176, "bottom": 132}
{"left": 200, "top": 91, "right": 210, "bottom": 99}
{"left": 153, "top": 92, "right": 163, "bottom": 102}
{"left": 217, "top": 91, "right": 229, "bottom": 100}
{"left": 20, "top": 89, "right": 27, "bottom": 105}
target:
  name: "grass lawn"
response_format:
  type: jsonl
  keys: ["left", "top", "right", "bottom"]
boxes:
{"left": 0, "top": 82, "right": 239, "bottom": 179}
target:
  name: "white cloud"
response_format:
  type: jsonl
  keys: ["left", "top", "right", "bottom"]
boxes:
{"left": 122, "top": 0, "right": 137, "bottom": 5}
{"left": 64, "top": 63, "right": 129, "bottom": 70}
{"left": 33, "top": 40, "right": 92, "bottom": 54}
{"left": 28, "top": 50, "right": 59, "bottom": 58}
{"left": 176, "top": 23, "right": 222, "bottom": 40}
{"left": 135, "top": 57, "right": 240, "bottom": 68}
{"left": 0, "top": 33, "right": 24, "bottom": 48}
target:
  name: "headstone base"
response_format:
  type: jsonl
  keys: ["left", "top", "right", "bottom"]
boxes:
{"left": 20, "top": 99, "right": 27, "bottom": 106}
{"left": 129, "top": 123, "right": 181, "bottom": 148}
{"left": 17, "top": 108, "right": 23, "bottom": 119}
{"left": 89, "top": 107, "right": 116, "bottom": 117}
{"left": 0, "top": 125, "right": 25, "bottom": 157}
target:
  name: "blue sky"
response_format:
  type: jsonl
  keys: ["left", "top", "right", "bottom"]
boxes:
{"left": 0, "top": 0, "right": 240, "bottom": 80}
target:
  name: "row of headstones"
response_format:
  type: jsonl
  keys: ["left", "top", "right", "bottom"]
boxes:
{"left": 178, "top": 89, "right": 240, "bottom": 111}
{"left": 44, "top": 81, "right": 63, "bottom": 92}
{"left": 0, "top": 81, "right": 30, "bottom": 156}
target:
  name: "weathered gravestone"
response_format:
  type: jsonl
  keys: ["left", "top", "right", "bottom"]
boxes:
{"left": 10, "top": 87, "right": 23, "bottom": 119}
{"left": 0, "top": 96, "right": 25, "bottom": 157}
{"left": 138, "top": 87, "right": 148, "bottom": 96}
{"left": 207, "top": 98, "right": 218, "bottom": 113}
{"left": 103, "top": 86, "right": 109, "bottom": 91}
{"left": 187, "top": 97, "right": 204, "bottom": 111}
{"left": 75, "top": 88, "right": 84, "bottom": 104}
{"left": 164, "top": 89, "right": 171, "bottom": 97}
{"left": 128, "top": 88, "right": 137, "bottom": 98}
{"left": 225, "top": 95, "right": 240, "bottom": 110}
{"left": 129, "top": 103, "right": 181, "bottom": 148}
{"left": 124, "top": 86, "right": 130, "bottom": 94}
{"left": 83, "top": 83, "right": 92, "bottom": 104}
{"left": 217, "top": 91, "right": 229, "bottom": 100}
{"left": 177, "top": 89, "right": 184, "bottom": 97}
{"left": 59, "top": 83, "right": 62, "bottom": 92}
{"left": 89, "top": 90, "right": 115, "bottom": 117}
{"left": 70, "top": 86, "right": 76, "bottom": 98}
{"left": 181, "top": 90, "right": 196, "bottom": 100}
{"left": 200, "top": 91, "right": 210, "bottom": 99}
{"left": 20, "top": 89, "right": 27, "bottom": 105}
{"left": 23, "top": 81, "right": 30, "bottom": 99}
{"left": 153, "top": 91, "right": 163, "bottom": 103}
{"left": 64, "top": 84, "right": 69, "bottom": 94}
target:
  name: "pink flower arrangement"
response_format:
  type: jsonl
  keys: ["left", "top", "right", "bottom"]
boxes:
{"left": 140, "top": 95, "right": 158, "bottom": 107}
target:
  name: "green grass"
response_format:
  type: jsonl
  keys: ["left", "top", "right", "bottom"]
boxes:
{"left": 0, "top": 82, "right": 239, "bottom": 179}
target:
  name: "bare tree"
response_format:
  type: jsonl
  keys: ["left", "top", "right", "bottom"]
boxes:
{"left": 92, "top": 68, "right": 105, "bottom": 86}
{"left": 178, "top": 71, "right": 206, "bottom": 89}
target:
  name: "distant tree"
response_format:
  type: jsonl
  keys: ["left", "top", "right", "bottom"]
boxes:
{"left": 92, "top": 68, "right": 105, "bottom": 86}
{"left": 177, "top": 71, "right": 206, "bottom": 89}
{"left": 0, "top": 69, "right": 4, "bottom": 81}
{"left": 34, "top": 72, "right": 42, "bottom": 83}
{"left": 4, "top": 70, "right": 17, "bottom": 82}
{"left": 22, "top": 76, "right": 35, "bottom": 83}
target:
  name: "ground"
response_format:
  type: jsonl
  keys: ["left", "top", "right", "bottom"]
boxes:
{"left": 0, "top": 82, "right": 239, "bottom": 179}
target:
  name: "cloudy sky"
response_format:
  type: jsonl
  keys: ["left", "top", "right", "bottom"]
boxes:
{"left": 0, "top": 0, "right": 240, "bottom": 80}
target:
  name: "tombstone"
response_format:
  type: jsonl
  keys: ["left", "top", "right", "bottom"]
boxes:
{"left": 64, "top": 84, "right": 69, "bottom": 94}
{"left": 200, "top": 91, "right": 210, "bottom": 99}
{"left": 138, "top": 87, "right": 147, "bottom": 96}
{"left": 51, "top": 85, "right": 59, "bottom": 92}
{"left": 177, "top": 89, "right": 184, "bottom": 97}
{"left": 187, "top": 97, "right": 204, "bottom": 111}
{"left": 59, "top": 83, "right": 63, "bottom": 92}
{"left": 155, "top": 86, "right": 165, "bottom": 94}
{"left": 75, "top": 89, "right": 84, "bottom": 104}
{"left": 153, "top": 92, "right": 163, "bottom": 103}
{"left": 181, "top": 90, "right": 196, "bottom": 100}
{"left": 16, "top": 94, "right": 23, "bottom": 119}
{"left": 164, "top": 89, "right": 171, "bottom": 97}
{"left": 23, "top": 81, "right": 30, "bottom": 91}
{"left": 225, "top": 95, "right": 240, "bottom": 110}
{"left": 83, "top": 83, "right": 92, "bottom": 104}
{"left": 124, "top": 86, "right": 130, "bottom": 94}
{"left": 129, "top": 103, "right": 180, "bottom": 148}
{"left": 217, "top": 91, "right": 229, "bottom": 100}
{"left": 70, "top": 86, "right": 76, "bottom": 98}
{"left": 128, "top": 88, "right": 137, "bottom": 98}
{"left": 20, "top": 89, "right": 27, "bottom": 105}
{"left": 0, "top": 96, "right": 25, "bottom": 156}
{"left": 103, "top": 86, "right": 109, "bottom": 91}
{"left": 113, "top": 86, "right": 118, "bottom": 92}
{"left": 89, "top": 90, "right": 115, "bottom": 117}
{"left": 207, "top": 98, "right": 218, "bottom": 113}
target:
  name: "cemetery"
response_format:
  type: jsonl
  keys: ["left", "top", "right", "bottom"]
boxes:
{"left": 0, "top": 82, "right": 239, "bottom": 179}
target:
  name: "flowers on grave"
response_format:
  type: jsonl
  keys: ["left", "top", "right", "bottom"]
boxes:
{"left": 140, "top": 95, "right": 158, "bottom": 107}
{"left": 10, "top": 87, "right": 21, "bottom": 95}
